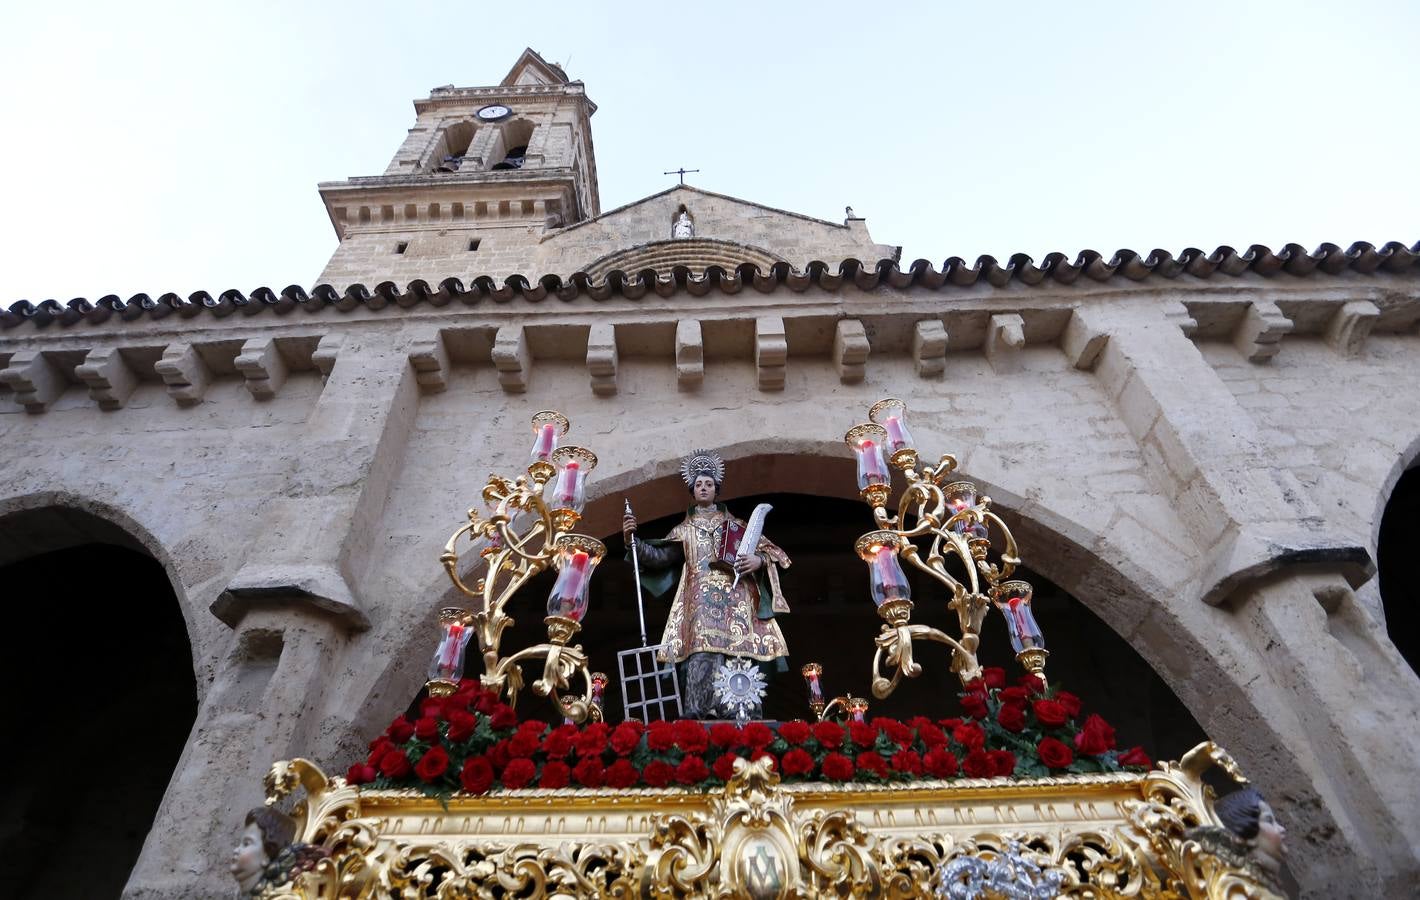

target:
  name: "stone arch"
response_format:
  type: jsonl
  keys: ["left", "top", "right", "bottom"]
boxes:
{"left": 0, "top": 492, "right": 197, "bottom": 898}
{"left": 1374, "top": 434, "right": 1420, "bottom": 672}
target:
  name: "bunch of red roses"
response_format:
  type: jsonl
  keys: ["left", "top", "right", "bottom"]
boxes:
{"left": 347, "top": 670, "right": 1150, "bottom": 797}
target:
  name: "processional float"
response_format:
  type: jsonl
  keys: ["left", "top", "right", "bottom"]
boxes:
{"left": 236, "top": 403, "right": 1292, "bottom": 900}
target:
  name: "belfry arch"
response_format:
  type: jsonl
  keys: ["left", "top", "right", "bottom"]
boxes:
{"left": 0, "top": 498, "right": 196, "bottom": 900}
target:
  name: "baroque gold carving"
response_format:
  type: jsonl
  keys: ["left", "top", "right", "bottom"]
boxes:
{"left": 254, "top": 743, "right": 1286, "bottom": 899}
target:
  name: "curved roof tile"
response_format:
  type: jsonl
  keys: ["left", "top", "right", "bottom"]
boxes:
{"left": 3, "top": 241, "right": 1416, "bottom": 330}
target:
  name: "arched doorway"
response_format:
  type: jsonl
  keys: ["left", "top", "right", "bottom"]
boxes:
{"left": 0, "top": 506, "right": 195, "bottom": 900}
{"left": 1377, "top": 464, "right": 1420, "bottom": 673}
{"left": 495, "top": 490, "right": 1205, "bottom": 759}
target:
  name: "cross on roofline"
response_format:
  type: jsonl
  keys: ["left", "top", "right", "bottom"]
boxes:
{"left": 663, "top": 167, "right": 700, "bottom": 185}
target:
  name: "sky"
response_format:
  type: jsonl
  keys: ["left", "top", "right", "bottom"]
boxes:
{"left": 0, "top": 0, "right": 1416, "bottom": 304}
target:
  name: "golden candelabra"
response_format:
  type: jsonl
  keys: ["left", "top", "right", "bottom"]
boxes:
{"left": 433, "top": 410, "right": 606, "bottom": 723}
{"left": 845, "top": 399, "right": 1049, "bottom": 699}
{"left": 800, "top": 662, "right": 870, "bottom": 722}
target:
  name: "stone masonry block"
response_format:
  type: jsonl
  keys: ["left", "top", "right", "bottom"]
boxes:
{"left": 755, "top": 316, "right": 787, "bottom": 391}
{"left": 408, "top": 332, "right": 450, "bottom": 394}
{"left": 912, "top": 320, "right": 947, "bottom": 377}
{"left": 1324, "top": 300, "right": 1380, "bottom": 358}
{"left": 984, "top": 314, "right": 1026, "bottom": 374}
{"left": 676, "top": 320, "right": 703, "bottom": 390}
{"left": 1232, "top": 299, "right": 1293, "bottom": 363}
{"left": 0, "top": 349, "right": 65, "bottom": 413}
{"left": 832, "top": 318, "right": 870, "bottom": 383}
{"left": 312, "top": 334, "right": 343, "bottom": 382}
{"left": 586, "top": 322, "right": 618, "bottom": 396}
{"left": 75, "top": 346, "right": 138, "bottom": 410}
{"left": 493, "top": 325, "right": 531, "bottom": 393}
{"left": 235, "top": 337, "right": 289, "bottom": 400}
{"left": 1061, "top": 309, "right": 1109, "bottom": 371}
{"left": 155, "top": 343, "right": 212, "bottom": 407}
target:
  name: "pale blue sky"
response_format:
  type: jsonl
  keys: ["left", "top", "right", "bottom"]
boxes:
{"left": 1, "top": 0, "right": 1416, "bottom": 303}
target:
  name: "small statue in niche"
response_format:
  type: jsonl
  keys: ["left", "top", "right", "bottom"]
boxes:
{"left": 672, "top": 209, "right": 694, "bottom": 239}
{"left": 231, "top": 807, "right": 328, "bottom": 897}
{"left": 1186, "top": 786, "right": 1289, "bottom": 896}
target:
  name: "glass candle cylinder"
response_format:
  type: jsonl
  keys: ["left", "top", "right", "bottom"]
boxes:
{"left": 552, "top": 460, "right": 585, "bottom": 512}
{"left": 590, "top": 672, "right": 608, "bottom": 710}
{"left": 847, "top": 697, "right": 869, "bottom": 723}
{"left": 993, "top": 581, "right": 1044, "bottom": 653}
{"left": 869, "top": 398, "right": 915, "bottom": 453}
{"left": 528, "top": 411, "right": 569, "bottom": 465}
{"left": 801, "top": 663, "right": 825, "bottom": 709}
{"left": 546, "top": 536, "right": 605, "bottom": 623}
{"left": 869, "top": 545, "right": 911, "bottom": 606}
{"left": 428, "top": 608, "right": 474, "bottom": 685}
{"left": 855, "top": 439, "right": 890, "bottom": 489}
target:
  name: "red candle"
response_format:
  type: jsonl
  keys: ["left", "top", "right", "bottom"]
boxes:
{"left": 439, "top": 623, "right": 465, "bottom": 669}
{"left": 548, "top": 549, "right": 593, "bottom": 620}
{"left": 554, "top": 460, "right": 583, "bottom": 509}
{"left": 884, "top": 415, "right": 913, "bottom": 452}
{"left": 856, "top": 439, "right": 889, "bottom": 488}
{"left": 529, "top": 422, "right": 557, "bottom": 462}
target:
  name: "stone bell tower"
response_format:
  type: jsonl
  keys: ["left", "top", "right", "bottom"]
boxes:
{"left": 316, "top": 48, "right": 600, "bottom": 288}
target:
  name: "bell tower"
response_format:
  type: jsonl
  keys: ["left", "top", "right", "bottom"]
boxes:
{"left": 316, "top": 48, "right": 600, "bottom": 288}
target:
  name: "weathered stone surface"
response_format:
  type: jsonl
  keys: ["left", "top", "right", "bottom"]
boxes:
{"left": 832, "top": 318, "right": 870, "bottom": 383}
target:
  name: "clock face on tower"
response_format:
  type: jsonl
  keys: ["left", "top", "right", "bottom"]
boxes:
{"left": 476, "top": 104, "right": 512, "bottom": 122}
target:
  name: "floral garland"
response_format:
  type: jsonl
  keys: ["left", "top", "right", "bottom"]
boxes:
{"left": 347, "top": 668, "right": 1151, "bottom": 795}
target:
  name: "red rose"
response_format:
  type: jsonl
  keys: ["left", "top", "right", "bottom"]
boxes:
{"left": 712, "top": 753, "right": 741, "bottom": 781}
{"left": 508, "top": 730, "right": 541, "bottom": 759}
{"left": 850, "top": 721, "right": 879, "bottom": 748}
{"left": 917, "top": 723, "right": 948, "bottom": 748}
{"left": 997, "top": 687, "right": 1030, "bottom": 708}
{"left": 749, "top": 749, "right": 775, "bottom": 767}
{"left": 1036, "top": 737, "right": 1073, "bottom": 769}
{"left": 674, "top": 720, "right": 710, "bottom": 754}
{"left": 489, "top": 704, "right": 518, "bottom": 730}
{"left": 486, "top": 739, "right": 511, "bottom": 770}
{"left": 710, "top": 722, "right": 743, "bottom": 748}
{"left": 983, "top": 667, "right": 1007, "bottom": 689}
{"left": 812, "top": 720, "right": 845, "bottom": 748}
{"left": 777, "top": 721, "right": 811, "bottom": 745}
{"left": 501, "top": 758, "right": 536, "bottom": 789}
{"left": 542, "top": 724, "right": 578, "bottom": 759}
{"left": 855, "top": 752, "right": 888, "bottom": 778}
{"left": 953, "top": 721, "right": 986, "bottom": 751}
{"left": 960, "top": 692, "right": 989, "bottom": 720}
{"left": 459, "top": 756, "right": 493, "bottom": 794}
{"left": 605, "top": 759, "right": 639, "bottom": 788}
{"left": 963, "top": 678, "right": 985, "bottom": 693}
{"left": 1055, "top": 691, "right": 1082, "bottom": 718}
{"left": 474, "top": 689, "right": 501, "bottom": 715}
{"left": 415, "top": 745, "right": 450, "bottom": 783}
{"left": 996, "top": 703, "right": 1026, "bottom": 733}
{"left": 1118, "top": 746, "right": 1152, "bottom": 768}
{"left": 641, "top": 760, "right": 674, "bottom": 788}
{"left": 647, "top": 721, "right": 676, "bottom": 752}
{"left": 923, "top": 748, "right": 959, "bottom": 778}
{"left": 938, "top": 718, "right": 962, "bottom": 731}
{"left": 446, "top": 710, "right": 478, "bottom": 743}
{"left": 379, "top": 749, "right": 412, "bottom": 779}
{"left": 674, "top": 755, "right": 710, "bottom": 785}
{"left": 611, "top": 721, "right": 644, "bottom": 756}
{"left": 414, "top": 716, "right": 440, "bottom": 741}
{"left": 780, "top": 748, "right": 814, "bottom": 776}
{"left": 387, "top": 716, "right": 415, "bottom": 744}
{"left": 1073, "top": 714, "right": 1116, "bottom": 756}
{"left": 1032, "top": 699, "right": 1068, "bottom": 729}
{"left": 575, "top": 722, "right": 611, "bottom": 758}
{"left": 366, "top": 737, "right": 394, "bottom": 767}
{"left": 740, "top": 722, "right": 772, "bottom": 750}
{"left": 877, "top": 718, "right": 914, "bottom": 747}
{"left": 890, "top": 749, "right": 923, "bottom": 775}
{"left": 346, "top": 763, "right": 377, "bottom": 785}
{"left": 539, "top": 761, "right": 571, "bottom": 789}
{"left": 573, "top": 757, "right": 606, "bottom": 788}
{"left": 1018, "top": 674, "right": 1046, "bottom": 694}
{"left": 821, "top": 752, "right": 854, "bottom": 782}
{"left": 962, "top": 750, "right": 994, "bottom": 778}
{"left": 988, "top": 750, "right": 1016, "bottom": 777}
{"left": 420, "top": 697, "right": 445, "bottom": 719}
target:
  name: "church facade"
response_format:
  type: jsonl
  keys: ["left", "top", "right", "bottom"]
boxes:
{"left": 1, "top": 49, "right": 1419, "bottom": 898}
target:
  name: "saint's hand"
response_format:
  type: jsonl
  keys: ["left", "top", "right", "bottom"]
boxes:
{"left": 622, "top": 512, "right": 637, "bottom": 542}
{"left": 734, "top": 553, "right": 764, "bottom": 575}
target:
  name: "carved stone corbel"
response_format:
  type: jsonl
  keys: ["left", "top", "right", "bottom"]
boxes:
{"left": 408, "top": 332, "right": 451, "bottom": 394}
{"left": 1232, "top": 299, "right": 1293, "bottom": 363}
{"left": 985, "top": 313, "right": 1026, "bottom": 374}
{"left": 756, "top": 316, "right": 787, "bottom": 391}
{"left": 1324, "top": 300, "right": 1380, "bottom": 358}
{"left": 676, "top": 319, "right": 704, "bottom": 390}
{"left": 236, "top": 337, "right": 289, "bottom": 400}
{"left": 587, "top": 322, "right": 618, "bottom": 396}
{"left": 155, "top": 343, "right": 213, "bottom": 407}
{"left": 833, "top": 318, "right": 870, "bottom": 383}
{"left": 912, "top": 319, "right": 947, "bottom": 377}
{"left": 0, "top": 349, "right": 66, "bottom": 413}
{"left": 75, "top": 346, "right": 139, "bottom": 410}
{"left": 492, "top": 325, "right": 530, "bottom": 393}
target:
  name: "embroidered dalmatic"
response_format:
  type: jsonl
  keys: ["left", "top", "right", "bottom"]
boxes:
{"left": 634, "top": 504, "right": 790, "bottom": 667}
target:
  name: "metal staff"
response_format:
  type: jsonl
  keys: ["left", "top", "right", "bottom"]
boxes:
{"left": 626, "top": 499, "right": 648, "bottom": 646}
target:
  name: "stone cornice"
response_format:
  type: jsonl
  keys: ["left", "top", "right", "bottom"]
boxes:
{"left": 4, "top": 242, "right": 1417, "bottom": 332}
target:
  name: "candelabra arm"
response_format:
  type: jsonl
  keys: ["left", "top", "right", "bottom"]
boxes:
{"left": 492, "top": 630, "right": 594, "bottom": 723}
{"left": 898, "top": 540, "right": 967, "bottom": 598}
{"left": 976, "top": 508, "right": 1021, "bottom": 585}
{"left": 871, "top": 621, "right": 978, "bottom": 699}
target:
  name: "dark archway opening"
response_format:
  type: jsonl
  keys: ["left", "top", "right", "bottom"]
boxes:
{"left": 1377, "top": 465, "right": 1420, "bottom": 673}
{"left": 0, "top": 529, "right": 195, "bottom": 899}
{"left": 494, "top": 492, "right": 1205, "bottom": 761}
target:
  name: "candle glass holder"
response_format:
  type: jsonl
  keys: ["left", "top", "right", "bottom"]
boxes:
{"left": 869, "top": 398, "right": 917, "bottom": 466}
{"left": 528, "top": 410, "right": 570, "bottom": 473}
{"left": 549, "top": 446, "right": 597, "bottom": 530}
{"left": 846, "top": 697, "right": 870, "bottom": 723}
{"left": 427, "top": 608, "right": 475, "bottom": 697}
{"left": 801, "top": 663, "right": 826, "bottom": 719}
{"left": 545, "top": 534, "right": 606, "bottom": 623}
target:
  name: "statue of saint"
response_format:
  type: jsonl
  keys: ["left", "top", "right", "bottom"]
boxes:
{"left": 672, "top": 209, "right": 694, "bottom": 239}
{"left": 230, "top": 807, "right": 328, "bottom": 898}
{"left": 623, "top": 449, "right": 790, "bottom": 718}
